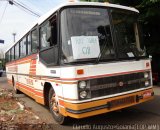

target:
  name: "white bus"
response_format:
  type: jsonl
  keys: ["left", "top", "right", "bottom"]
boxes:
{"left": 5, "top": 1, "right": 154, "bottom": 124}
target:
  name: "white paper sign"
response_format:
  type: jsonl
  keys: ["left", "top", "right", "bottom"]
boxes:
{"left": 71, "top": 36, "right": 100, "bottom": 59}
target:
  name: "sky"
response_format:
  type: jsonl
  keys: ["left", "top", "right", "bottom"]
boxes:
{"left": 0, "top": 0, "right": 66, "bottom": 56}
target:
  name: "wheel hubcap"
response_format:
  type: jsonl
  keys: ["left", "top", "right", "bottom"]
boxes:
{"left": 51, "top": 93, "right": 59, "bottom": 115}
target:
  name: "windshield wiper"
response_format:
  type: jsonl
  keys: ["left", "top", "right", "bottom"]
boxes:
{"left": 95, "top": 27, "right": 110, "bottom": 64}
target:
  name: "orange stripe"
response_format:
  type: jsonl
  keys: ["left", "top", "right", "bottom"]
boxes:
{"left": 30, "top": 69, "right": 36, "bottom": 71}
{"left": 29, "top": 72, "right": 36, "bottom": 74}
{"left": 17, "top": 82, "right": 43, "bottom": 97}
{"left": 6, "top": 54, "right": 37, "bottom": 66}
{"left": 60, "top": 69, "right": 151, "bottom": 81}
{"left": 30, "top": 65, "right": 36, "bottom": 68}
{"left": 59, "top": 99, "right": 64, "bottom": 106}
{"left": 31, "top": 60, "right": 36, "bottom": 64}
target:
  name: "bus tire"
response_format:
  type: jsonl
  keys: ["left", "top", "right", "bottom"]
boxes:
{"left": 49, "top": 87, "right": 67, "bottom": 125}
{"left": 12, "top": 76, "right": 21, "bottom": 94}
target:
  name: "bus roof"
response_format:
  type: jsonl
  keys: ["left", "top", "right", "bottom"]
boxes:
{"left": 6, "top": 1, "right": 139, "bottom": 53}
{"left": 38, "top": 2, "right": 139, "bottom": 25}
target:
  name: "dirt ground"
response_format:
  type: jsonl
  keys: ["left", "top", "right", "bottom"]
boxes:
{"left": 0, "top": 78, "right": 59, "bottom": 130}
{"left": 0, "top": 87, "right": 48, "bottom": 129}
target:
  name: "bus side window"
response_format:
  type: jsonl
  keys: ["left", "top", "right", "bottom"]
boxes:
{"left": 50, "top": 17, "right": 57, "bottom": 46}
{"left": 11, "top": 47, "right": 15, "bottom": 61}
{"left": 27, "top": 34, "right": 31, "bottom": 55}
{"left": 39, "top": 15, "right": 58, "bottom": 66}
{"left": 40, "top": 16, "right": 57, "bottom": 50}
{"left": 6, "top": 51, "right": 10, "bottom": 62}
{"left": 5, "top": 52, "right": 8, "bottom": 63}
{"left": 8, "top": 51, "right": 10, "bottom": 62}
{"left": 40, "top": 22, "right": 51, "bottom": 49}
{"left": 20, "top": 37, "right": 27, "bottom": 58}
{"left": 31, "top": 29, "right": 38, "bottom": 53}
{"left": 15, "top": 43, "right": 19, "bottom": 59}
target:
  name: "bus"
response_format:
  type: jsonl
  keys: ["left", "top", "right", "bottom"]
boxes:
{"left": 5, "top": 1, "right": 154, "bottom": 124}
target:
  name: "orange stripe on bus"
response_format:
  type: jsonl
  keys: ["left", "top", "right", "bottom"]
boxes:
{"left": 59, "top": 99, "right": 64, "bottom": 106}
{"left": 30, "top": 65, "right": 36, "bottom": 68}
{"left": 30, "top": 69, "right": 36, "bottom": 71}
{"left": 6, "top": 54, "right": 37, "bottom": 66}
{"left": 17, "top": 82, "right": 43, "bottom": 97}
{"left": 31, "top": 60, "right": 36, "bottom": 64}
{"left": 60, "top": 69, "right": 151, "bottom": 81}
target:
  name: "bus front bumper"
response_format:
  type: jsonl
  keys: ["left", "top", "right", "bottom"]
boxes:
{"left": 60, "top": 88, "right": 154, "bottom": 119}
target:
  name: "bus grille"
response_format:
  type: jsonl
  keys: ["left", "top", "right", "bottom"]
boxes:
{"left": 90, "top": 72, "right": 149, "bottom": 98}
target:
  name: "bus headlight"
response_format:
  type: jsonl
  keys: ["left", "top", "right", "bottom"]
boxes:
{"left": 79, "top": 81, "right": 87, "bottom": 89}
{"left": 144, "top": 72, "right": 149, "bottom": 78}
{"left": 145, "top": 81, "right": 150, "bottom": 86}
{"left": 79, "top": 91, "right": 87, "bottom": 99}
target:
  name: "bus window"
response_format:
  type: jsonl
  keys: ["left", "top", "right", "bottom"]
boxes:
{"left": 27, "top": 34, "right": 31, "bottom": 55}
{"left": 61, "top": 8, "right": 114, "bottom": 63}
{"left": 31, "top": 29, "right": 38, "bottom": 53}
{"left": 40, "top": 22, "right": 51, "bottom": 49}
{"left": 11, "top": 47, "right": 15, "bottom": 61}
{"left": 39, "top": 15, "right": 58, "bottom": 65}
{"left": 5, "top": 51, "right": 10, "bottom": 62}
{"left": 40, "top": 16, "right": 57, "bottom": 50}
{"left": 50, "top": 17, "right": 57, "bottom": 45}
{"left": 111, "top": 9, "right": 146, "bottom": 58}
{"left": 15, "top": 43, "right": 19, "bottom": 59}
{"left": 20, "top": 37, "right": 27, "bottom": 58}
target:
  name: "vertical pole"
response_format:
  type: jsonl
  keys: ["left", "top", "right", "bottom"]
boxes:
{"left": 12, "top": 33, "right": 16, "bottom": 42}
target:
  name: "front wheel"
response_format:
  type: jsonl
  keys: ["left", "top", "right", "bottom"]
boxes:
{"left": 49, "top": 87, "right": 67, "bottom": 125}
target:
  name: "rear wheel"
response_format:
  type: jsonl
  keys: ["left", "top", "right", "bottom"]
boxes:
{"left": 12, "top": 76, "right": 21, "bottom": 94}
{"left": 49, "top": 87, "right": 67, "bottom": 125}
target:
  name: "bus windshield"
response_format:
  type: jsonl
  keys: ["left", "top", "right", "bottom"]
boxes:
{"left": 61, "top": 7, "right": 146, "bottom": 64}
{"left": 111, "top": 9, "right": 146, "bottom": 59}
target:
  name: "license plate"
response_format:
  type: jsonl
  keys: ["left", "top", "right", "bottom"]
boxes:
{"left": 143, "top": 91, "right": 152, "bottom": 98}
{"left": 109, "top": 96, "right": 135, "bottom": 108}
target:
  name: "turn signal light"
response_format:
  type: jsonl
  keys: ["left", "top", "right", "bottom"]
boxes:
{"left": 77, "top": 69, "right": 84, "bottom": 75}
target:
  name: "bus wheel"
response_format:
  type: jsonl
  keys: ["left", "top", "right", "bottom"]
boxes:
{"left": 12, "top": 76, "right": 21, "bottom": 94}
{"left": 49, "top": 87, "right": 67, "bottom": 125}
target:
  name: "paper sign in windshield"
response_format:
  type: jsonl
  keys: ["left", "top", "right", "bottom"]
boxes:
{"left": 127, "top": 52, "right": 134, "bottom": 57}
{"left": 71, "top": 36, "right": 100, "bottom": 59}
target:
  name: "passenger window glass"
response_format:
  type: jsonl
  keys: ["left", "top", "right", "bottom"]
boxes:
{"left": 51, "top": 18, "right": 57, "bottom": 45}
{"left": 27, "top": 34, "right": 31, "bottom": 55}
{"left": 20, "top": 37, "right": 27, "bottom": 57}
{"left": 40, "top": 22, "right": 51, "bottom": 49}
{"left": 31, "top": 29, "right": 38, "bottom": 53}
{"left": 40, "top": 17, "right": 57, "bottom": 50}
{"left": 5, "top": 52, "right": 10, "bottom": 62}
{"left": 10, "top": 47, "right": 14, "bottom": 61}
{"left": 15, "top": 43, "right": 19, "bottom": 59}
